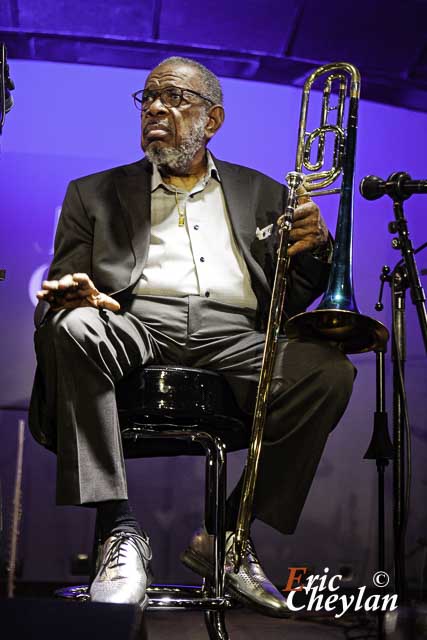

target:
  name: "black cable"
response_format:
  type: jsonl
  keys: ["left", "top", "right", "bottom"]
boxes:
{"left": 391, "top": 273, "right": 412, "bottom": 593}
{"left": 395, "top": 241, "right": 427, "bottom": 269}
{"left": 390, "top": 252, "right": 419, "bottom": 525}
{"left": 389, "top": 240, "right": 425, "bottom": 542}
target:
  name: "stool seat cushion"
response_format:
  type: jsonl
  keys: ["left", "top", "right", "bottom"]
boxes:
{"left": 116, "top": 365, "right": 249, "bottom": 458}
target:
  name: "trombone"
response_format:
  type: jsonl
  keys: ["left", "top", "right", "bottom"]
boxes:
{"left": 233, "top": 62, "right": 389, "bottom": 570}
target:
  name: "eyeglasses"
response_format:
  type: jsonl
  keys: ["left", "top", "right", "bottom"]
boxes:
{"left": 132, "top": 86, "right": 215, "bottom": 111}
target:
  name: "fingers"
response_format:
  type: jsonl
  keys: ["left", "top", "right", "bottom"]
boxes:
{"left": 278, "top": 201, "right": 318, "bottom": 229}
{"left": 92, "top": 293, "right": 121, "bottom": 312}
{"left": 277, "top": 200, "right": 329, "bottom": 257}
{"left": 36, "top": 272, "right": 120, "bottom": 312}
{"left": 41, "top": 273, "right": 77, "bottom": 292}
{"left": 296, "top": 186, "right": 311, "bottom": 206}
{"left": 287, "top": 239, "right": 318, "bottom": 256}
{"left": 39, "top": 273, "right": 96, "bottom": 301}
{"left": 36, "top": 289, "right": 52, "bottom": 301}
{"left": 54, "top": 294, "right": 120, "bottom": 312}
{"left": 293, "top": 200, "right": 319, "bottom": 223}
{"left": 36, "top": 288, "right": 71, "bottom": 306}
{"left": 40, "top": 272, "right": 95, "bottom": 291}
{"left": 288, "top": 228, "right": 329, "bottom": 256}
{"left": 71, "top": 273, "right": 98, "bottom": 293}
{"left": 36, "top": 291, "right": 121, "bottom": 312}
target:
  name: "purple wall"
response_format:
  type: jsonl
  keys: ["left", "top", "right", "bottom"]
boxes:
{"left": 0, "top": 59, "right": 426, "bottom": 586}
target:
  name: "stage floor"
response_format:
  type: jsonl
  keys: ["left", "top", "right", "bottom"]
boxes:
{"left": 1, "top": 587, "right": 379, "bottom": 640}
{"left": 141, "top": 608, "right": 374, "bottom": 639}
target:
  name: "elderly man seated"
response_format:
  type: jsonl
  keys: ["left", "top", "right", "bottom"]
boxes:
{"left": 30, "top": 55, "right": 354, "bottom": 616}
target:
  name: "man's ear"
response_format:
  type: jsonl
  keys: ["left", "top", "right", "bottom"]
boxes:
{"left": 205, "top": 105, "right": 225, "bottom": 141}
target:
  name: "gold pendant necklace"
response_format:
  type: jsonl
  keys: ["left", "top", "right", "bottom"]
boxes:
{"left": 174, "top": 191, "right": 186, "bottom": 227}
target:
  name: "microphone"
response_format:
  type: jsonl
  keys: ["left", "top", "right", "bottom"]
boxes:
{"left": 1, "top": 42, "right": 14, "bottom": 115}
{"left": 360, "top": 172, "right": 427, "bottom": 201}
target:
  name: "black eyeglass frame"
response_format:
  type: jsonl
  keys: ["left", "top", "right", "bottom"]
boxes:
{"left": 132, "top": 86, "right": 215, "bottom": 111}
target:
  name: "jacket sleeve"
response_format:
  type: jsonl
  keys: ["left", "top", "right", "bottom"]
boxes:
{"left": 47, "top": 180, "right": 94, "bottom": 280}
{"left": 34, "top": 180, "right": 94, "bottom": 328}
{"left": 283, "top": 251, "right": 330, "bottom": 320}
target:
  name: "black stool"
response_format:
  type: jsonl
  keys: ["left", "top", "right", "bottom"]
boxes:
{"left": 57, "top": 365, "right": 249, "bottom": 640}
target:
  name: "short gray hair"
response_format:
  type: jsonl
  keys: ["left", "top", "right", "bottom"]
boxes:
{"left": 154, "top": 56, "right": 223, "bottom": 106}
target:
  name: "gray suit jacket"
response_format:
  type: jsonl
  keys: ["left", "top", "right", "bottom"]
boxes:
{"left": 30, "top": 156, "right": 330, "bottom": 448}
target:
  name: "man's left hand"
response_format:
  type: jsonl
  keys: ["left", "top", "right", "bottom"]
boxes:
{"left": 279, "top": 198, "right": 329, "bottom": 257}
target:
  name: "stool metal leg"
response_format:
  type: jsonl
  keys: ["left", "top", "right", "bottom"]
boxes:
{"left": 202, "top": 435, "right": 229, "bottom": 640}
{"left": 116, "top": 428, "right": 233, "bottom": 637}
{"left": 204, "top": 610, "right": 229, "bottom": 640}
{"left": 204, "top": 436, "right": 227, "bottom": 597}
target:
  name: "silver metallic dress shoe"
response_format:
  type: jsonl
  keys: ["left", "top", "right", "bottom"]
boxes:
{"left": 90, "top": 531, "right": 153, "bottom": 610}
{"left": 181, "top": 527, "right": 289, "bottom": 618}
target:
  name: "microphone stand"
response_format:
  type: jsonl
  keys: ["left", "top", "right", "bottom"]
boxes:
{"left": 388, "top": 175, "right": 427, "bottom": 352}
{"left": 364, "top": 345, "right": 393, "bottom": 640}
{"left": 375, "top": 185, "right": 427, "bottom": 605}
{"left": 391, "top": 264, "right": 409, "bottom": 605}
{"left": 364, "top": 347, "right": 393, "bottom": 573}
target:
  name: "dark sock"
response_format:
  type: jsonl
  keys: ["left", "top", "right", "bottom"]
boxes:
{"left": 96, "top": 500, "right": 142, "bottom": 542}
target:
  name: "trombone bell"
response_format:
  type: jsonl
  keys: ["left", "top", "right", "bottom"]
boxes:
{"left": 286, "top": 309, "right": 389, "bottom": 354}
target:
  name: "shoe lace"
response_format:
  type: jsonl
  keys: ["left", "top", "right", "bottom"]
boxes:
{"left": 100, "top": 532, "right": 152, "bottom": 575}
{"left": 226, "top": 534, "right": 260, "bottom": 568}
{"left": 245, "top": 538, "right": 261, "bottom": 567}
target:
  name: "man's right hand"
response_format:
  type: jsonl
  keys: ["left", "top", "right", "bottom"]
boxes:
{"left": 36, "top": 273, "right": 121, "bottom": 312}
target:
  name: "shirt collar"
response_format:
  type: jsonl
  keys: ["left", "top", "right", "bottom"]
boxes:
{"left": 151, "top": 150, "right": 220, "bottom": 193}
{"left": 206, "top": 151, "right": 221, "bottom": 182}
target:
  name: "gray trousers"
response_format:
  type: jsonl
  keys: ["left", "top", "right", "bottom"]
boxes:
{"left": 34, "top": 295, "right": 355, "bottom": 535}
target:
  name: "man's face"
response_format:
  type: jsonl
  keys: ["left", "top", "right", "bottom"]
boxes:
{"left": 140, "top": 62, "right": 210, "bottom": 168}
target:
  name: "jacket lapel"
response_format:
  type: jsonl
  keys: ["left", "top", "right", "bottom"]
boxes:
{"left": 113, "top": 159, "right": 152, "bottom": 288}
{"left": 214, "top": 157, "right": 271, "bottom": 296}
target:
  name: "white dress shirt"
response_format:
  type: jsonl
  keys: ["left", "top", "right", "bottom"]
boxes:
{"left": 133, "top": 153, "right": 258, "bottom": 310}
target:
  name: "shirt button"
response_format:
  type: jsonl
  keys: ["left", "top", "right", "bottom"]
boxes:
{"left": 194, "top": 225, "right": 199, "bottom": 231}
{"left": 200, "top": 257, "right": 205, "bottom": 262}
{"left": 205, "top": 291, "right": 210, "bottom": 298}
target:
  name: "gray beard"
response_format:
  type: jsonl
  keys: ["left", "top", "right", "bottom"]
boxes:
{"left": 145, "top": 115, "right": 207, "bottom": 173}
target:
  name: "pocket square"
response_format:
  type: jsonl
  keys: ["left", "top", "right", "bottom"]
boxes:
{"left": 255, "top": 224, "right": 274, "bottom": 241}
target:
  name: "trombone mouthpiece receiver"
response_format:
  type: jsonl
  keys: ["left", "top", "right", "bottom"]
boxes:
{"left": 285, "top": 171, "right": 305, "bottom": 191}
